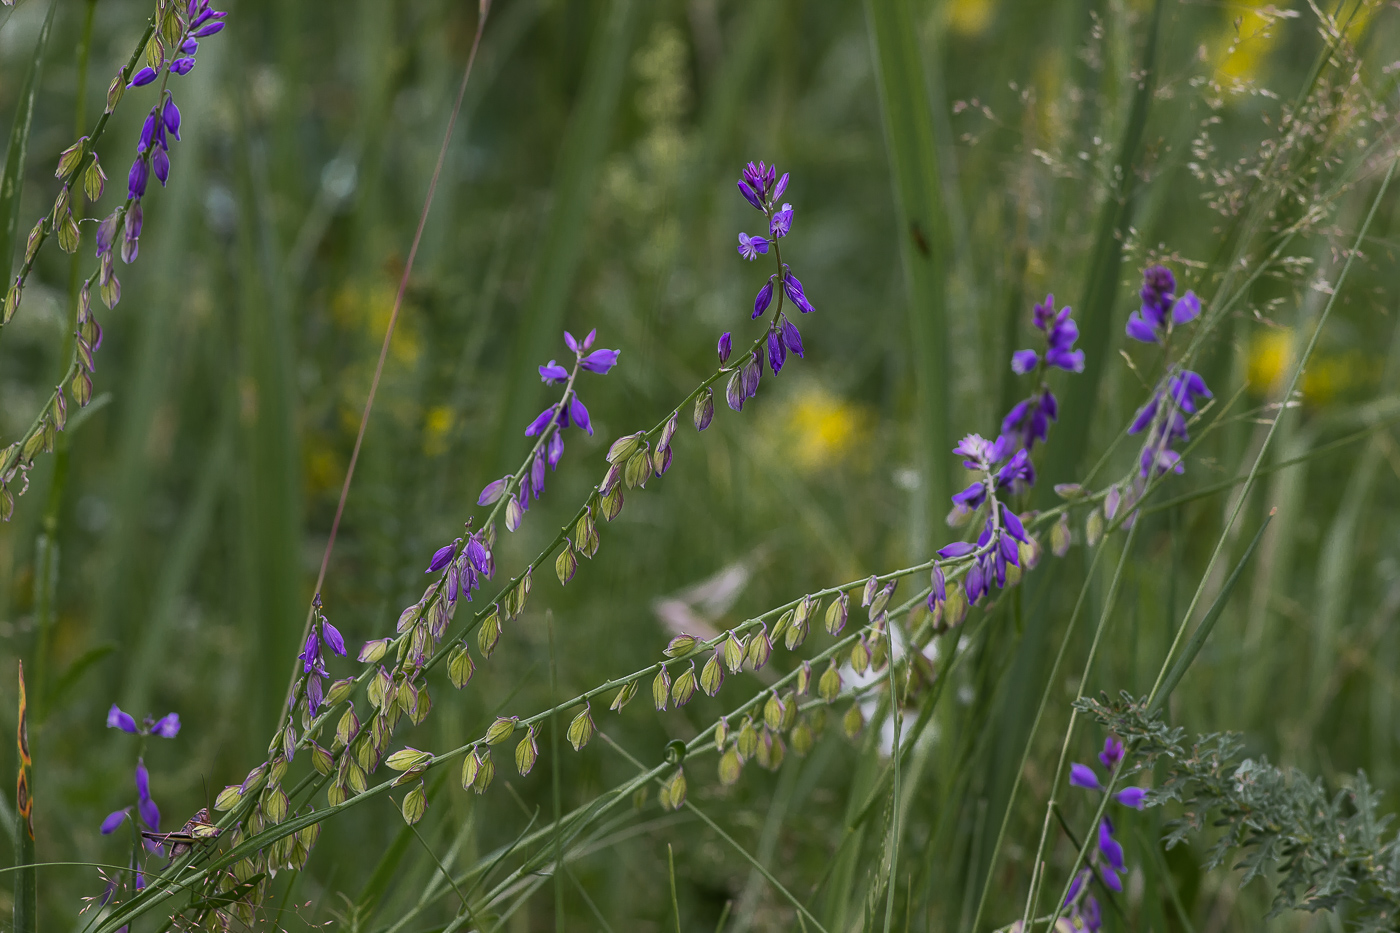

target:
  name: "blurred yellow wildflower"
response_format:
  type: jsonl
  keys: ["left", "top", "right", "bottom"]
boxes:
{"left": 1246, "top": 328, "right": 1376, "bottom": 405}
{"left": 767, "top": 384, "right": 868, "bottom": 473}
{"left": 947, "top": 0, "right": 994, "bottom": 36}
{"left": 331, "top": 281, "right": 421, "bottom": 367}
{"left": 423, "top": 405, "right": 454, "bottom": 457}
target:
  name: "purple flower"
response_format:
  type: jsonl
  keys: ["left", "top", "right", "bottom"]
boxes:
{"left": 1115, "top": 787, "right": 1147, "bottom": 809}
{"left": 193, "top": 20, "right": 225, "bottom": 37}
{"left": 767, "top": 330, "right": 786, "bottom": 375}
{"left": 135, "top": 760, "right": 159, "bottom": 830}
{"left": 1172, "top": 290, "right": 1200, "bottom": 324}
{"left": 539, "top": 361, "right": 568, "bottom": 384}
{"left": 1098, "top": 818, "right": 1125, "bottom": 871}
{"left": 718, "top": 332, "right": 732, "bottom": 365}
{"left": 1126, "top": 265, "right": 1178, "bottom": 344}
{"left": 1069, "top": 763, "right": 1101, "bottom": 790}
{"left": 580, "top": 348, "right": 619, "bottom": 374}
{"left": 547, "top": 432, "right": 564, "bottom": 469}
{"left": 170, "top": 58, "right": 196, "bottom": 76}
{"left": 737, "top": 232, "right": 770, "bottom": 260}
{"left": 1128, "top": 395, "right": 1158, "bottom": 435}
{"left": 773, "top": 172, "right": 789, "bottom": 200}
{"left": 152, "top": 148, "right": 170, "bottom": 186}
{"left": 930, "top": 566, "right": 946, "bottom": 602}
{"left": 162, "top": 95, "right": 181, "bottom": 140}
{"left": 780, "top": 315, "right": 803, "bottom": 358}
{"left": 150, "top": 713, "right": 181, "bottom": 738}
{"left": 524, "top": 405, "right": 557, "bottom": 437}
{"left": 936, "top": 542, "right": 976, "bottom": 559}
{"left": 138, "top": 112, "right": 159, "bottom": 153}
{"left": 569, "top": 395, "right": 592, "bottom": 435}
{"left": 783, "top": 272, "right": 815, "bottom": 314}
{"left": 128, "top": 67, "right": 158, "bottom": 88}
{"left": 1010, "top": 350, "right": 1038, "bottom": 374}
{"left": 737, "top": 180, "right": 763, "bottom": 210}
{"left": 300, "top": 630, "right": 321, "bottom": 673}
{"left": 466, "top": 535, "right": 491, "bottom": 575}
{"left": 100, "top": 809, "right": 129, "bottom": 834}
{"left": 322, "top": 621, "right": 346, "bottom": 656}
{"left": 107, "top": 704, "right": 138, "bottom": 734}
{"left": 1001, "top": 505, "right": 1027, "bottom": 542}
{"left": 769, "top": 203, "right": 792, "bottom": 238}
{"left": 478, "top": 477, "right": 508, "bottom": 505}
{"left": 95, "top": 212, "right": 119, "bottom": 256}
{"left": 753, "top": 279, "right": 774, "bottom": 319}
{"left": 951, "top": 482, "right": 987, "bottom": 511}
{"left": 1100, "top": 867, "right": 1122, "bottom": 893}
{"left": 1168, "top": 370, "right": 1212, "bottom": 413}
{"left": 1098, "top": 736, "right": 1124, "bottom": 770}
{"left": 1064, "top": 869, "right": 1087, "bottom": 906}
{"left": 427, "top": 543, "right": 456, "bottom": 573}
{"left": 1125, "top": 310, "right": 1158, "bottom": 344}
{"left": 127, "top": 160, "right": 149, "bottom": 200}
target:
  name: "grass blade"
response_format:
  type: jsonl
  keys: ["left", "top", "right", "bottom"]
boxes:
{"left": 1148, "top": 511, "right": 1275, "bottom": 717}
{"left": 863, "top": 0, "right": 950, "bottom": 529}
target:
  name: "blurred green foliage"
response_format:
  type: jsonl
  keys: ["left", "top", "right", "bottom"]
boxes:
{"left": 2, "top": 0, "right": 1400, "bottom": 930}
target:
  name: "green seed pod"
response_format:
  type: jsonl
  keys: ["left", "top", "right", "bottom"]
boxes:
{"left": 763, "top": 692, "right": 785, "bottom": 731}
{"left": 359, "top": 638, "right": 391, "bottom": 663}
{"left": 718, "top": 747, "right": 742, "bottom": 786}
{"left": 843, "top": 704, "right": 864, "bottom": 739}
{"left": 825, "top": 592, "right": 849, "bottom": 635}
{"left": 71, "top": 371, "right": 93, "bottom": 408}
{"left": 606, "top": 432, "right": 644, "bottom": 464}
{"left": 84, "top": 156, "right": 106, "bottom": 201}
{"left": 335, "top": 707, "right": 360, "bottom": 748}
{"left": 723, "top": 632, "right": 745, "bottom": 672}
{"left": 1051, "top": 513, "right": 1072, "bottom": 557}
{"left": 401, "top": 782, "right": 427, "bottom": 825}
{"left": 555, "top": 544, "right": 578, "bottom": 585}
{"left": 694, "top": 387, "right": 715, "bottom": 431}
{"left": 791, "top": 720, "right": 814, "bottom": 756}
{"left": 714, "top": 716, "right": 729, "bottom": 751}
{"left": 600, "top": 483, "right": 624, "bottom": 521}
{"left": 664, "top": 634, "right": 697, "bottom": 657}
{"left": 758, "top": 729, "right": 785, "bottom": 771}
{"left": 784, "top": 616, "right": 808, "bottom": 651}
{"left": 861, "top": 575, "right": 879, "bottom": 608}
{"left": 1086, "top": 509, "right": 1104, "bottom": 547}
{"left": 1054, "top": 483, "right": 1086, "bottom": 499}
{"left": 461, "top": 748, "right": 481, "bottom": 790}
{"left": 55, "top": 138, "right": 86, "bottom": 179}
{"left": 515, "top": 727, "right": 538, "bottom": 776}
{"left": 386, "top": 747, "right": 433, "bottom": 771}
{"left": 944, "top": 582, "right": 969, "bottom": 627}
{"left": 448, "top": 647, "right": 476, "bottom": 689}
{"left": 409, "top": 687, "right": 431, "bottom": 726}
{"left": 869, "top": 581, "right": 896, "bottom": 620}
{"left": 2, "top": 280, "right": 19, "bottom": 325}
{"left": 624, "top": 447, "right": 650, "bottom": 489}
{"left": 57, "top": 211, "right": 79, "bottom": 254}
{"left": 325, "top": 677, "right": 355, "bottom": 707}
{"left": 310, "top": 743, "right": 334, "bottom": 776}
{"left": 262, "top": 786, "right": 289, "bottom": 824}
{"left": 850, "top": 638, "right": 870, "bottom": 674}
{"left": 473, "top": 750, "right": 495, "bottom": 793}
{"left": 819, "top": 662, "right": 842, "bottom": 703}
{"left": 671, "top": 664, "right": 698, "bottom": 707}
{"left": 700, "top": 652, "right": 724, "bottom": 697}
{"left": 478, "top": 612, "right": 501, "bottom": 658}
{"left": 736, "top": 717, "right": 758, "bottom": 760}
{"left": 106, "top": 74, "right": 124, "bottom": 114}
{"left": 24, "top": 220, "right": 43, "bottom": 264}
{"left": 744, "top": 627, "right": 772, "bottom": 671}
{"left": 485, "top": 716, "right": 519, "bottom": 745}
{"left": 609, "top": 680, "right": 638, "bottom": 711}
{"left": 652, "top": 667, "right": 671, "bottom": 711}
{"left": 568, "top": 706, "right": 596, "bottom": 751}
{"left": 659, "top": 411, "right": 679, "bottom": 450}
{"left": 1020, "top": 535, "right": 1042, "bottom": 569}
{"left": 796, "top": 660, "right": 812, "bottom": 697}
{"left": 214, "top": 785, "right": 242, "bottom": 811}
{"left": 771, "top": 608, "right": 794, "bottom": 642}
{"left": 660, "top": 768, "right": 687, "bottom": 810}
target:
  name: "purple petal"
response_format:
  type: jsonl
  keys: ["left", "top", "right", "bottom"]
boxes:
{"left": 1069, "top": 763, "right": 1101, "bottom": 791}
{"left": 1101, "top": 867, "right": 1122, "bottom": 892}
{"left": 524, "top": 405, "right": 556, "bottom": 437}
{"left": 101, "top": 809, "right": 129, "bottom": 834}
{"left": 767, "top": 330, "right": 786, "bottom": 375}
{"left": 773, "top": 172, "right": 789, "bottom": 199}
{"left": 580, "top": 349, "right": 620, "bottom": 374}
{"left": 783, "top": 272, "right": 815, "bottom": 313}
{"left": 780, "top": 316, "right": 803, "bottom": 358}
{"left": 1099, "top": 736, "right": 1125, "bottom": 770}
{"left": 1098, "top": 819, "right": 1125, "bottom": 871}
{"left": 1010, "top": 349, "right": 1038, "bottom": 375}
{"left": 1001, "top": 505, "right": 1027, "bottom": 543}
{"left": 1125, "top": 311, "right": 1159, "bottom": 344}
{"left": 150, "top": 713, "right": 181, "bottom": 738}
{"left": 547, "top": 431, "right": 564, "bottom": 469}
{"left": 127, "top": 159, "right": 149, "bottom": 200}
{"left": 570, "top": 395, "right": 592, "bottom": 435}
{"left": 193, "top": 20, "right": 225, "bottom": 37}
{"left": 936, "top": 542, "right": 976, "bottom": 559}
{"left": 478, "top": 477, "right": 508, "bottom": 505}
{"left": 737, "top": 180, "right": 763, "bottom": 210}
{"left": 930, "top": 566, "right": 946, "bottom": 602}
{"left": 107, "top": 704, "right": 138, "bottom": 733}
{"left": 1171, "top": 290, "right": 1200, "bottom": 324}
{"left": 128, "top": 67, "right": 158, "bottom": 88}
{"left": 322, "top": 621, "right": 346, "bottom": 657}
{"left": 169, "top": 58, "right": 196, "bottom": 76}
{"left": 717, "top": 332, "right": 732, "bottom": 365}
{"left": 427, "top": 543, "right": 455, "bottom": 573}
{"left": 162, "top": 95, "right": 181, "bottom": 140}
{"left": 1115, "top": 787, "right": 1147, "bottom": 810}
{"left": 135, "top": 760, "right": 152, "bottom": 802}
{"left": 539, "top": 362, "right": 569, "bottom": 383}
{"left": 563, "top": 331, "right": 579, "bottom": 353}
{"left": 753, "top": 280, "right": 773, "bottom": 319}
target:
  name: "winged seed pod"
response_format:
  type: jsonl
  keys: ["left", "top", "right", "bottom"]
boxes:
{"left": 485, "top": 716, "right": 519, "bottom": 745}
{"left": 652, "top": 667, "right": 671, "bottom": 711}
{"left": 335, "top": 708, "right": 360, "bottom": 748}
{"left": 825, "top": 592, "right": 849, "bottom": 635}
{"left": 771, "top": 608, "right": 794, "bottom": 643}
{"left": 359, "top": 638, "right": 391, "bottom": 663}
{"left": 214, "top": 785, "right": 242, "bottom": 811}
{"left": 944, "top": 581, "right": 969, "bottom": 627}
{"left": 473, "top": 750, "right": 495, "bottom": 793}
{"left": 567, "top": 706, "right": 596, "bottom": 750}
{"left": 515, "top": 727, "right": 538, "bottom": 775}
{"left": 624, "top": 447, "right": 650, "bottom": 489}
{"left": 555, "top": 544, "right": 578, "bottom": 585}
{"left": 868, "top": 581, "right": 896, "bottom": 620}
{"left": 1086, "top": 509, "right": 1104, "bottom": 547}
{"left": 609, "top": 680, "right": 638, "bottom": 711}
{"left": 401, "top": 782, "right": 427, "bottom": 825}
{"left": 310, "top": 743, "right": 334, "bottom": 776}
{"left": 478, "top": 612, "right": 501, "bottom": 657}
{"left": 606, "top": 432, "right": 644, "bottom": 464}
{"left": 664, "top": 634, "right": 698, "bottom": 657}
{"left": 791, "top": 719, "right": 814, "bottom": 756}
{"left": 599, "top": 484, "right": 624, "bottom": 521}
{"left": 448, "top": 647, "right": 476, "bottom": 689}
{"left": 671, "top": 664, "right": 698, "bottom": 706}
{"left": 325, "top": 677, "right": 354, "bottom": 707}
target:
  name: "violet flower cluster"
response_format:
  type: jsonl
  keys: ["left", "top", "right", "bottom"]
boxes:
{"left": 478, "top": 330, "right": 619, "bottom": 532}
{"left": 1068, "top": 736, "right": 1146, "bottom": 894}
{"left": 1124, "top": 266, "right": 1212, "bottom": 478}
{"left": 96, "top": 1, "right": 228, "bottom": 301}
{"left": 101, "top": 704, "right": 181, "bottom": 843}
{"left": 725, "top": 161, "right": 814, "bottom": 412}
{"left": 298, "top": 596, "right": 348, "bottom": 716}
{"left": 928, "top": 297, "right": 1084, "bottom": 613}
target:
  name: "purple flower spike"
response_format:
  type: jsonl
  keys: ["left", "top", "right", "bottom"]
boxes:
{"left": 1115, "top": 787, "right": 1147, "bottom": 810}
{"left": 580, "top": 348, "right": 620, "bottom": 374}
{"left": 1099, "top": 736, "right": 1125, "bottom": 770}
{"left": 1069, "top": 763, "right": 1101, "bottom": 790}
{"left": 478, "top": 477, "right": 508, "bottom": 505}
{"left": 1010, "top": 349, "right": 1038, "bottom": 374}
{"left": 101, "top": 809, "right": 129, "bottom": 834}
{"left": 150, "top": 713, "right": 181, "bottom": 738}
{"left": 539, "top": 361, "right": 568, "bottom": 384}
{"left": 322, "top": 621, "right": 347, "bottom": 656}
{"left": 170, "top": 58, "right": 196, "bottom": 75}
{"left": 128, "top": 160, "right": 149, "bottom": 200}
{"left": 427, "top": 543, "right": 456, "bottom": 573}
{"left": 737, "top": 232, "right": 770, "bottom": 261}
{"left": 783, "top": 272, "right": 815, "bottom": 313}
{"left": 718, "top": 332, "right": 732, "bottom": 365}
{"left": 128, "top": 67, "right": 158, "bottom": 88}
{"left": 737, "top": 180, "right": 763, "bottom": 211}
{"left": 769, "top": 203, "right": 793, "bottom": 238}
{"left": 569, "top": 395, "right": 592, "bottom": 435}
{"left": 1171, "top": 290, "right": 1200, "bottom": 324}
{"left": 753, "top": 279, "right": 774, "bottom": 319}
{"left": 780, "top": 315, "right": 803, "bottom": 358}
{"left": 107, "top": 704, "right": 138, "bottom": 733}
